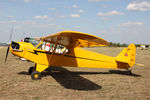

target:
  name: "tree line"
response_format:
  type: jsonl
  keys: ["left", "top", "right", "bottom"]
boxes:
{"left": 109, "top": 42, "right": 128, "bottom": 47}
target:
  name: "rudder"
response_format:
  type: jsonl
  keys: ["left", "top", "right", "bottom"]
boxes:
{"left": 116, "top": 44, "right": 136, "bottom": 68}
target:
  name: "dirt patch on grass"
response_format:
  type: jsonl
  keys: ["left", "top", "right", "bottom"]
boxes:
{"left": 0, "top": 47, "right": 150, "bottom": 100}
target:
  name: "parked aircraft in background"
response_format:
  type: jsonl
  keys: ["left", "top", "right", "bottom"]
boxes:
{"left": 140, "top": 44, "right": 150, "bottom": 50}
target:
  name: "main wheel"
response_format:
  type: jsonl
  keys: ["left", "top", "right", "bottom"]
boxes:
{"left": 28, "top": 67, "right": 35, "bottom": 75}
{"left": 31, "top": 71, "right": 41, "bottom": 80}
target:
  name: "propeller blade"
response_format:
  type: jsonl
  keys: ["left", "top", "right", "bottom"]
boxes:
{"left": 5, "top": 45, "right": 10, "bottom": 63}
{"left": 9, "top": 25, "right": 14, "bottom": 42}
{"left": 5, "top": 25, "right": 14, "bottom": 64}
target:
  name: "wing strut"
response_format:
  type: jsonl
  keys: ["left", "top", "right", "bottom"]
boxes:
{"left": 48, "top": 36, "right": 59, "bottom": 65}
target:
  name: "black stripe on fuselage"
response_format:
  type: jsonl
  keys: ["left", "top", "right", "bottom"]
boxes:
{"left": 29, "top": 50, "right": 53, "bottom": 55}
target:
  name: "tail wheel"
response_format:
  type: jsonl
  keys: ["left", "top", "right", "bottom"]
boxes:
{"left": 28, "top": 67, "right": 36, "bottom": 75}
{"left": 31, "top": 71, "right": 41, "bottom": 80}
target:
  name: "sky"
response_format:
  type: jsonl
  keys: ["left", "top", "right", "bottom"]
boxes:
{"left": 0, "top": 0, "right": 150, "bottom": 44}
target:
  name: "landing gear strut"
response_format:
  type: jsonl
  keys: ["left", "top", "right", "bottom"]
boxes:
{"left": 28, "top": 66, "right": 36, "bottom": 75}
{"left": 29, "top": 63, "right": 49, "bottom": 80}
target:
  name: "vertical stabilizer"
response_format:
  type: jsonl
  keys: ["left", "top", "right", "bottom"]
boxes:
{"left": 116, "top": 44, "right": 136, "bottom": 68}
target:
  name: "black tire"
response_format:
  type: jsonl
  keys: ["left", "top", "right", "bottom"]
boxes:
{"left": 28, "top": 67, "right": 35, "bottom": 75}
{"left": 31, "top": 71, "right": 41, "bottom": 80}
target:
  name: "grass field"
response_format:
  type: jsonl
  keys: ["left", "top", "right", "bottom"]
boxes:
{"left": 0, "top": 47, "right": 150, "bottom": 100}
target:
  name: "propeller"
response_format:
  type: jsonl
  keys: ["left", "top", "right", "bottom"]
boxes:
{"left": 4, "top": 25, "right": 14, "bottom": 64}
{"left": 5, "top": 45, "right": 10, "bottom": 63}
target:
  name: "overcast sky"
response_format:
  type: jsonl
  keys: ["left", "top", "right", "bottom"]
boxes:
{"left": 0, "top": 0, "right": 150, "bottom": 44}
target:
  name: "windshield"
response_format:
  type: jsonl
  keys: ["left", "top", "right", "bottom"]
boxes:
{"left": 28, "top": 38, "right": 41, "bottom": 47}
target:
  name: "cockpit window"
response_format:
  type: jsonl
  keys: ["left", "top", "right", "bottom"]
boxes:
{"left": 37, "top": 42, "right": 69, "bottom": 54}
{"left": 28, "top": 38, "right": 41, "bottom": 47}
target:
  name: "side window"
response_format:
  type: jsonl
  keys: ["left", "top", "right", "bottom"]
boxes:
{"left": 55, "top": 45, "right": 68, "bottom": 54}
{"left": 38, "top": 41, "right": 69, "bottom": 54}
{"left": 41, "top": 42, "right": 54, "bottom": 52}
{"left": 42, "top": 42, "right": 69, "bottom": 54}
{"left": 36, "top": 41, "right": 47, "bottom": 50}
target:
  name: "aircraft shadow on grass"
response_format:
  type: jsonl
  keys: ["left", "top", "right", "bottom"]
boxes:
{"left": 18, "top": 67, "right": 141, "bottom": 91}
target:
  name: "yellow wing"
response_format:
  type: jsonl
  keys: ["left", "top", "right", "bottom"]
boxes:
{"left": 41, "top": 30, "right": 109, "bottom": 48}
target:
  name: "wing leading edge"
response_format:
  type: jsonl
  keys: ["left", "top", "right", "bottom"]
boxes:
{"left": 41, "top": 31, "right": 109, "bottom": 48}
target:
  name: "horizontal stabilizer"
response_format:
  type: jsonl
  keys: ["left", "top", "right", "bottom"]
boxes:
{"left": 135, "top": 63, "right": 144, "bottom": 67}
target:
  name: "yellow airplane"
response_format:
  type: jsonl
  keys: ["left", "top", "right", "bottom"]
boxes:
{"left": 5, "top": 31, "right": 138, "bottom": 80}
